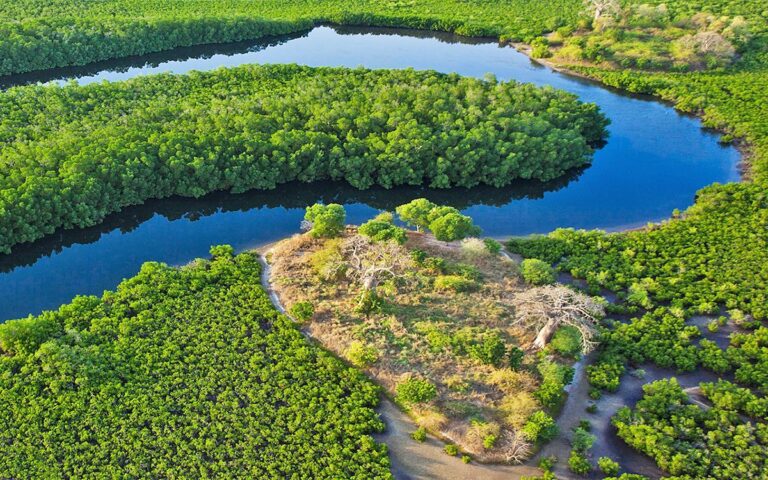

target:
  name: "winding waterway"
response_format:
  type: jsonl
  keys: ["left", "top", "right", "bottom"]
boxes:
{"left": 0, "top": 25, "right": 739, "bottom": 322}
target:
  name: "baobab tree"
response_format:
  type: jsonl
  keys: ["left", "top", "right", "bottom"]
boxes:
{"left": 512, "top": 285, "right": 604, "bottom": 353}
{"left": 584, "top": 0, "right": 622, "bottom": 24}
{"left": 337, "top": 235, "right": 414, "bottom": 294}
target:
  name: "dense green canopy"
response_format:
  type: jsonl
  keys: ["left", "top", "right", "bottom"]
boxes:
{"left": 0, "top": 64, "right": 607, "bottom": 253}
{"left": 0, "top": 0, "right": 581, "bottom": 76}
{"left": 0, "top": 247, "right": 391, "bottom": 478}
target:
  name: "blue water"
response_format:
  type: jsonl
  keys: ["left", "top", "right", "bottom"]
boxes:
{"left": 0, "top": 25, "right": 739, "bottom": 321}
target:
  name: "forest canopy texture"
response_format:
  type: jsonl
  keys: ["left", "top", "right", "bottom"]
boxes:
{"left": 0, "top": 65, "right": 607, "bottom": 253}
{"left": 0, "top": 247, "right": 391, "bottom": 478}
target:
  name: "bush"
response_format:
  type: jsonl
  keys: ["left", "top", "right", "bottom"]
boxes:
{"left": 354, "top": 290, "right": 384, "bottom": 316}
{"left": 460, "top": 237, "right": 489, "bottom": 258}
{"left": 501, "top": 392, "right": 540, "bottom": 429}
{"left": 396, "top": 378, "right": 438, "bottom": 404}
{"left": 522, "top": 411, "right": 558, "bottom": 442}
{"left": 461, "top": 454, "right": 472, "bottom": 463}
{"left": 0, "top": 316, "right": 62, "bottom": 356}
{"left": 358, "top": 213, "right": 407, "bottom": 244}
{"left": 568, "top": 450, "right": 592, "bottom": 475}
{"left": 305, "top": 203, "right": 346, "bottom": 238}
{"left": 598, "top": 457, "right": 620, "bottom": 476}
{"left": 434, "top": 275, "right": 477, "bottom": 293}
{"left": 508, "top": 346, "right": 525, "bottom": 370}
{"left": 289, "top": 301, "right": 314, "bottom": 323}
{"left": 484, "top": 238, "right": 502, "bottom": 255}
{"left": 444, "top": 444, "right": 459, "bottom": 456}
{"left": 411, "top": 427, "right": 427, "bottom": 442}
{"left": 549, "top": 326, "right": 583, "bottom": 358}
{"left": 345, "top": 341, "right": 379, "bottom": 368}
{"left": 466, "top": 333, "right": 507, "bottom": 367}
{"left": 429, "top": 211, "right": 482, "bottom": 242}
{"left": 520, "top": 259, "right": 556, "bottom": 285}
{"left": 571, "top": 427, "right": 596, "bottom": 453}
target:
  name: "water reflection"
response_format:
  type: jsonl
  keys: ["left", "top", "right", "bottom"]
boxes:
{"left": 0, "top": 26, "right": 739, "bottom": 321}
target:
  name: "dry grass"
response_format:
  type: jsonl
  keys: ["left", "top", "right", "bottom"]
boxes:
{"left": 268, "top": 230, "right": 547, "bottom": 462}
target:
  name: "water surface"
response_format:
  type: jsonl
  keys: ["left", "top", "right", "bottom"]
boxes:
{"left": 0, "top": 26, "right": 739, "bottom": 321}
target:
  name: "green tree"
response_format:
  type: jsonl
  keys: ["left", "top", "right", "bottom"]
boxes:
{"left": 428, "top": 212, "right": 482, "bottom": 242}
{"left": 358, "top": 212, "right": 407, "bottom": 244}
{"left": 305, "top": 203, "right": 346, "bottom": 238}
{"left": 396, "top": 199, "right": 437, "bottom": 232}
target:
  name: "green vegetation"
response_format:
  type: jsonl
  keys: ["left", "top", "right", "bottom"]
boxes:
{"left": 0, "top": 65, "right": 607, "bottom": 254}
{"left": 396, "top": 378, "right": 438, "bottom": 405}
{"left": 411, "top": 426, "right": 427, "bottom": 442}
{"left": 289, "top": 300, "right": 315, "bottom": 322}
{"left": 305, "top": 203, "right": 347, "bottom": 238}
{"left": 598, "top": 457, "right": 620, "bottom": 476}
{"left": 567, "top": 422, "right": 596, "bottom": 476}
{"left": 396, "top": 199, "right": 483, "bottom": 242}
{"left": 269, "top": 224, "right": 591, "bottom": 462}
{"left": 346, "top": 340, "right": 380, "bottom": 368}
{"left": 2, "top": 0, "right": 768, "bottom": 476}
{"left": 359, "top": 212, "right": 407, "bottom": 244}
{"left": 0, "top": 247, "right": 390, "bottom": 478}
{"left": 520, "top": 258, "right": 557, "bottom": 286}
{"left": 521, "top": 411, "right": 558, "bottom": 443}
{"left": 549, "top": 326, "right": 583, "bottom": 359}
{"left": 613, "top": 378, "right": 768, "bottom": 478}
{"left": 543, "top": 2, "right": 757, "bottom": 71}
{"left": 0, "top": 0, "right": 582, "bottom": 76}
{"left": 444, "top": 444, "right": 460, "bottom": 456}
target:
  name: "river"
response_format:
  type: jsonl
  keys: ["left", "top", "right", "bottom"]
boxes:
{"left": 0, "top": 25, "right": 739, "bottom": 324}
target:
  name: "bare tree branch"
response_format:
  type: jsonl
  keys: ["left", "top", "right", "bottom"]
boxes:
{"left": 335, "top": 235, "right": 415, "bottom": 293}
{"left": 512, "top": 285, "right": 604, "bottom": 353}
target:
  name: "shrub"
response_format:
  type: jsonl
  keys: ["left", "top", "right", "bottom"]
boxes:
{"left": 508, "top": 346, "right": 525, "bottom": 370}
{"left": 460, "top": 237, "right": 489, "bottom": 258}
{"left": 568, "top": 450, "right": 592, "bottom": 475}
{"left": 309, "top": 239, "right": 345, "bottom": 280}
{"left": 466, "top": 420, "right": 501, "bottom": 451}
{"left": 396, "top": 378, "right": 438, "bottom": 404}
{"left": 461, "top": 455, "right": 471, "bottom": 464}
{"left": 358, "top": 213, "right": 407, "bottom": 244}
{"left": 354, "top": 290, "right": 384, "bottom": 316}
{"left": 520, "top": 259, "right": 556, "bottom": 285}
{"left": 571, "top": 427, "right": 596, "bottom": 453}
{"left": 522, "top": 411, "right": 558, "bottom": 442}
{"left": 428, "top": 210, "right": 482, "bottom": 242}
{"left": 549, "top": 326, "right": 583, "bottom": 358}
{"left": 535, "top": 360, "right": 574, "bottom": 408}
{"left": 434, "top": 275, "right": 477, "bottom": 292}
{"left": 304, "top": 203, "right": 346, "bottom": 238}
{"left": 289, "top": 301, "right": 314, "bottom": 323}
{"left": 587, "top": 357, "right": 625, "bottom": 391}
{"left": 0, "top": 316, "right": 62, "bottom": 356}
{"left": 501, "top": 392, "right": 540, "bottom": 429}
{"left": 444, "top": 444, "right": 459, "bottom": 456}
{"left": 598, "top": 457, "right": 620, "bottom": 476}
{"left": 466, "top": 333, "right": 507, "bottom": 366}
{"left": 345, "top": 341, "right": 379, "bottom": 368}
{"left": 411, "top": 427, "right": 427, "bottom": 442}
{"left": 484, "top": 238, "right": 502, "bottom": 255}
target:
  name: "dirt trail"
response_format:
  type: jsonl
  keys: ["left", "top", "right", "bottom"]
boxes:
{"left": 374, "top": 398, "right": 540, "bottom": 480}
